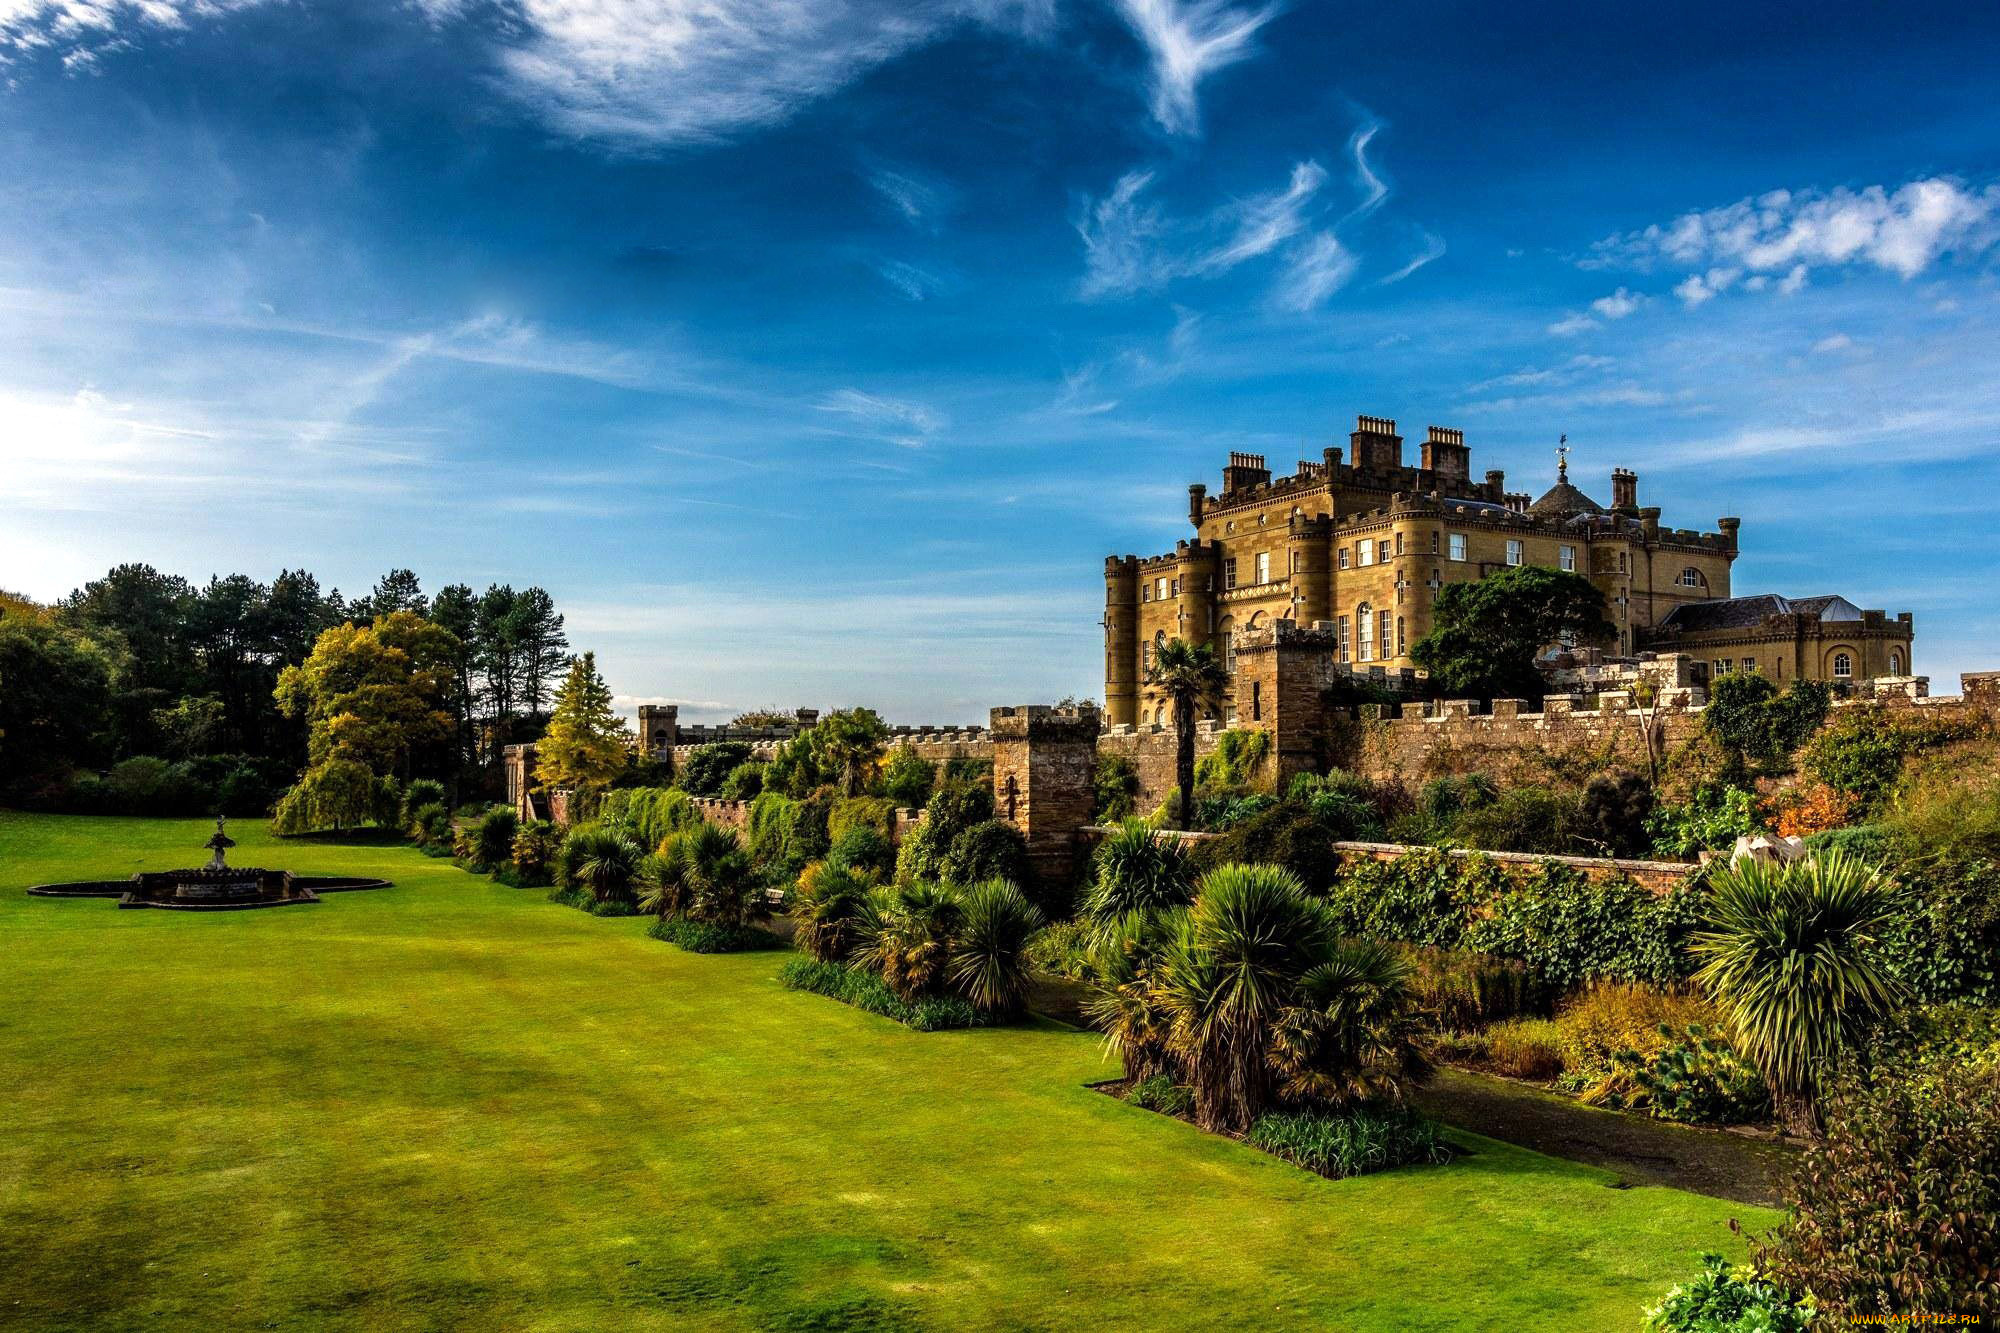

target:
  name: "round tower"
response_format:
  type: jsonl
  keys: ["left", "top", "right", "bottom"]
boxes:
{"left": 1104, "top": 555, "right": 1140, "bottom": 727}
{"left": 1287, "top": 515, "right": 1332, "bottom": 626}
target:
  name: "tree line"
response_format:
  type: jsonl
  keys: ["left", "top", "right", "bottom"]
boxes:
{"left": 0, "top": 564, "right": 571, "bottom": 810}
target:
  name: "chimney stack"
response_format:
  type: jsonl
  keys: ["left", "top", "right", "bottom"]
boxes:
{"left": 1221, "top": 452, "right": 1270, "bottom": 495}
{"left": 1421, "top": 425, "right": 1470, "bottom": 489}
{"left": 1350, "top": 415, "right": 1403, "bottom": 473}
{"left": 1611, "top": 468, "right": 1638, "bottom": 512}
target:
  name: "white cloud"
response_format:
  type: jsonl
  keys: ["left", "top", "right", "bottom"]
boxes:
{"left": 1195, "top": 160, "right": 1326, "bottom": 271}
{"left": 1591, "top": 177, "right": 2000, "bottom": 298}
{"left": 1547, "top": 313, "right": 1597, "bottom": 337}
{"left": 813, "top": 387, "right": 944, "bottom": 447}
{"left": 1589, "top": 286, "right": 1644, "bottom": 319}
{"left": 1812, "top": 333, "right": 1857, "bottom": 354}
{"left": 866, "top": 166, "right": 947, "bottom": 226}
{"left": 875, "top": 259, "right": 948, "bottom": 301}
{"left": 1275, "top": 231, "right": 1354, "bottom": 312}
{"left": 1112, "top": 0, "right": 1276, "bottom": 135}
{"left": 0, "top": 0, "right": 272, "bottom": 67}
{"left": 1344, "top": 121, "right": 1388, "bottom": 221}
{"left": 1379, "top": 231, "right": 1445, "bottom": 285}
{"left": 1076, "top": 170, "right": 1165, "bottom": 298}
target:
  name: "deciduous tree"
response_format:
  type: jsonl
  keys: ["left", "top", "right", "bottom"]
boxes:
{"left": 1410, "top": 565, "right": 1613, "bottom": 701}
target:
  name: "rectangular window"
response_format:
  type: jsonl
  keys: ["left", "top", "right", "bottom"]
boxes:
{"left": 1396, "top": 616, "right": 1406, "bottom": 656}
{"left": 1142, "top": 583, "right": 1152, "bottom": 602}
{"left": 1378, "top": 540, "right": 1392, "bottom": 564}
{"left": 1221, "top": 632, "right": 1235, "bottom": 672}
{"left": 1224, "top": 558, "right": 1237, "bottom": 589}
{"left": 1255, "top": 551, "right": 1270, "bottom": 583}
{"left": 1559, "top": 544, "right": 1576, "bottom": 572}
{"left": 1289, "top": 551, "right": 1299, "bottom": 575}
{"left": 1378, "top": 610, "right": 1393, "bottom": 658}
{"left": 1395, "top": 532, "right": 1406, "bottom": 556}
{"left": 1430, "top": 531, "right": 1440, "bottom": 554}
{"left": 1358, "top": 542, "right": 1374, "bottom": 567}
{"left": 1156, "top": 576, "right": 1168, "bottom": 600}
{"left": 1448, "top": 532, "right": 1467, "bottom": 562}
{"left": 1337, "top": 615, "right": 1350, "bottom": 662}
{"left": 1714, "top": 660, "right": 1731, "bottom": 675}
{"left": 1338, "top": 547, "right": 1350, "bottom": 569}
{"left": 1357, "top": 612, "right": 1373, "bottom": 662}
{"left": 1506, "top": 539, "right": 1523, "bottom": 566}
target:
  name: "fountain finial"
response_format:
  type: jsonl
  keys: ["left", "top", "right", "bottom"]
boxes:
{"left": 204, "top": 816, "right": 235, "bottom": 872}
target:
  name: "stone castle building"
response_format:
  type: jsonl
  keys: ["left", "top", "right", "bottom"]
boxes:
{"left": 1104, "top": 415, "right": 1912, "bottom": 726}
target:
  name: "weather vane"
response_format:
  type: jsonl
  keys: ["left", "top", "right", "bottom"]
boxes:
{"left": 1556, "top": 433, "right": 1570, "bottom": 482}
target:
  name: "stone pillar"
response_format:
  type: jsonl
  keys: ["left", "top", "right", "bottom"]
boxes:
{"left": 990, "top": 704, "right": 1101, "bottom": 893}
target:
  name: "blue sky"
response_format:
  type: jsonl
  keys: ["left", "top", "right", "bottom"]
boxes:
{"left": 3, "top": 1, "right": 1997, "bottom": 722}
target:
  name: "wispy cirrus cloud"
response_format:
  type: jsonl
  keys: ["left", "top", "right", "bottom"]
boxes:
{"left": 1112, "top": 0, "right": 1277, "bottom": 135}
{"left": 813, "top": 386, "right": 945, "bottom": 447}
{"left": 0, "top": 0, "right": 272, "bottom": 68}
{"left": 1274, "top": 231, "right": 1354, "bottom": 311}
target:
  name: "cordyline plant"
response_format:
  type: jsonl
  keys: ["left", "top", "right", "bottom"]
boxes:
{"left": 1690, "top": 850, "right": 1900, "bottom": 1135}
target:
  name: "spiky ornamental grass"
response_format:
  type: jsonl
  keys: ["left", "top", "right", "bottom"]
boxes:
{"left": 949, "top": 879, "right": 1045, "bottom": 1017}
{"left": 1690, "top": 850, "right": 1900, "bottom": 1134}
{"left": 1084, "top": 820, "right": 1195, "bottom": 938}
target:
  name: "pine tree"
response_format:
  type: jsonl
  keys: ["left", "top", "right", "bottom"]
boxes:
{"left": 535, "top": 652, "right": 630, "bottom": 794}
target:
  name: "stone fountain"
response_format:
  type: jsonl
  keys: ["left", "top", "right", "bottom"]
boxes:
{"left": 26, "top": 817, "right": 392, "bottom": 910}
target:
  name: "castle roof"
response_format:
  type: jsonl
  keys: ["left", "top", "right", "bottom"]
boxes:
{"left": 1657, "top": 593, "right": 1866, "bottom": 633}
{"left": 1526, "top": 478, "right": 1606, "bottom": 519}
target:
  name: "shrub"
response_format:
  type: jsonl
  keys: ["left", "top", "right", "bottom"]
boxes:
{"left": 1122, "top": 1073, "right": 1192, "bottom": 1117}
{"left": 1611, "top": 1024, "right": 1768, "bottom": 1124}
{"left": 106, "top": 756, "right": 200, "bottom": 815}
{"left": 1704, "top": 673, "right": 1832, "bottom": 770}
{"left": 678, "top": 741, "right": 753, "bottom": 796}
{"left": 1399, "top": 947, "right": 1544, "bottom": 1031}
{"left": 892, "top": 816, "right": 950, "bottom": 885}
{"left": 1887, "top": 746, "right": 2000, "bottom": 859}
{"left": 1468, "top": 863, "right": 1708, "bottom": 989}
{"left": 612, "top": 787, "right": 703, "bottom": 850}
{"left": 1692, "top": 851, "right": 1900, "bottom": 1133}
{"left": 1480, "top": 1019, "right": 1565, "bottom": 1081}
{"left": 1192, "top": 802, "right": 1346, "bottom": 894}
{"left": 1648, "top": 784, "right": 1763, "bottom": 860}
{"left": 408, "top": 800, "right": 452, "bottom": 848}
{"left": 1576, "top": 769, "right": 1655, "bottom": 858}
{"left": 1451, "top": 784, "right": 1581, "bottom": 855}
{"left": 271, "top": 759, "right": 379, "bottom": 834}
{"left": 1026, "top": 919, "right": 1096, "bottom": 981}
{"left": 467, "top": 806, "right": 517, "bottom": 869}
{"left": 646, "top": 916, "right": 777, "bottom": 953}
{"left": 746, "top": 790, "right": 831, "bottom": 873}
{"left": 1552, "top": 983, "right": 1722, "bottom": 1083}
{"left": 1642, "top": 1253, "right": 1815, "bottom": 1333}
{"left": 1093, "top": 754, "right": 1141, "bottom": 822}
{"left": 400, "top": 778, "right": 446, "bottom": 830}
{"left": 643, "top": 823, "right": 762, "bottom": 925}
{"left": 718, "top": 761, "right": 764, "bottom": 801}
{"left": 1767, "top": 782, "right": 1857, "bottom": 840}
{"left": 828, "top": 796, "right": 896, "bottom": 846}
{"left": 827, "top": 824, "right": 895, "bottom": 879}
{"left": 1420, "top": 772, "right": 1497, "bottom": 826}
{"left": 778, "top": 957, "right": 989, "bottom": 1031}
{"left": 1322, "top": 847, "right": 1508, "bottom": 952}
{"left": 509, "top": 819, "right": 561, "bottom": 886}
{"left": 1752, "top": 1008, "right": 2000, "bottom": 1324}
{"left": 1800, "top": 703, "right": 1983, "bottom": 812}
{"left": 943, "top": 819, "right": 1031, "bottom": 889}
{"left": 881, "top": 745, "right": 936, "bottom": 808}
{"left": 1194, "top": 727, "right": 1271, "bottom": 793}
{"left": 1244, "top": 1107, "right": 1452, "bottom": 1180}
{"left": 949, "top": 879, "right": 1045, "bottom": 1016}
{"left": 1869, "top": 852, "right": 2000, "bottom": 1004}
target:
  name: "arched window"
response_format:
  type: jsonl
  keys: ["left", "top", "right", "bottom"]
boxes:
{"left": 1832, "top": 652, "right": 1853, "bottom": 678}
{"left": 1356, "top": 602, "right": 1374, "bottom": 662}
{"left": 1889, "top": 651, "right": 1903, "bottom": 675}
{"left": 1396, "top": 616, "right": 1406, "bottom": 656}
{"left": 1678, "top": 567, "right": 1702, "bottom": 589}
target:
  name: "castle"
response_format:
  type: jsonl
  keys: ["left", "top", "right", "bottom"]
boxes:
{"left": 1103, "top": 416, "right": 1913, "bottom": 726}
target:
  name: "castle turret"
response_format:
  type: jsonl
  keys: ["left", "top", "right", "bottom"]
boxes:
{"left": 1104, "top": 555, "right": 1140, "bottom": 727}
{"left": 1287, "top": 514, "right": 1333, "bottom": 626}
{"left": 1173, "top": 540, "right": 1218, "bottom": 659}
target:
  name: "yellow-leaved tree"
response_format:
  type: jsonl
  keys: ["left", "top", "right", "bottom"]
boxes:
{"left": 535, "top": 652, "right": 631, "bottom": 802}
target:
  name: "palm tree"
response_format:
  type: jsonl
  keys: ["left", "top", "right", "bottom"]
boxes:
{"left": 1083, "top": 909, "right": 1185, "bottom": 1083}
{"left": 1156, "top": 863, "right": 1334, "bottom": 1132}
{"left": 1145, "top": 638, "right": 1229, "bottom": 830}
{"left": 1083, "top": 820, "right": 1196, "bottom": 936}
{"left": 858, "top": 881, "right": 964, "bottom": 1003}
{"left": 641, "top": 823, "right": 758, "bottom": 924}
{"left": 950, "top": 879, "right": 1046, "bottom": 1016}
{"left": 792, "top": 861, "right": 874, "bottom": 962}
{"left": 1691, "top": 851, "right": 1900, "bottom": 1135}
{"left": 568, "top": 826, "right": 643, "bottom": 905}
{"left": 1268, "top": 938, "right": 1430, "bottom": 1110}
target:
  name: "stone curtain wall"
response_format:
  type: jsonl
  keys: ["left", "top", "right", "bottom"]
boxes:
{"left": 1096, "top": 722, "right": 1225, "bottom": 814}
{"left": 666, "top": 727, "right": 993, "bottom": 769}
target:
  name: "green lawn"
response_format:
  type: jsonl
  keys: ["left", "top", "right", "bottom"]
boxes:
{"left": 0, "top": 812, "right": 1772, "bottom": 1331}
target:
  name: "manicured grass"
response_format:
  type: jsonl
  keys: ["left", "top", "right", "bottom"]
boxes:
{"left": 0, "top": 812, "right": 1775, "bottom": 1330}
